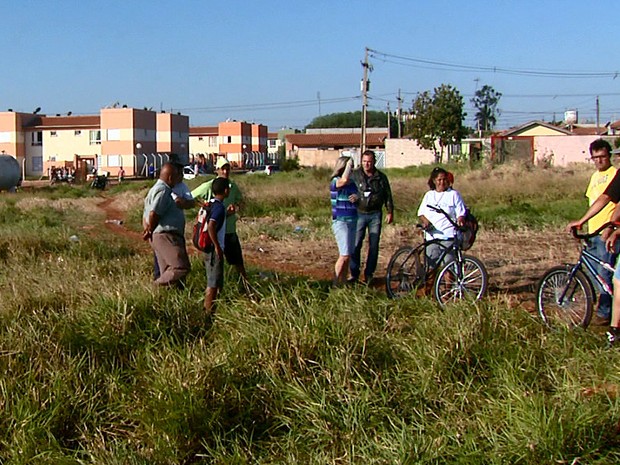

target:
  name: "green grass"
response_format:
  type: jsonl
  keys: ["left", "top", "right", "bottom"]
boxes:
{"left": 0, "top": 163, "right": 617, "bottom": 463}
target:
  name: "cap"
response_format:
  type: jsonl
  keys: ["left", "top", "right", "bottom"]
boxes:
{"left": 612, "top": 148, "right": 620, "bottom": 155}
{"left": 215, "top": 157, "right": 231, "bottom": 169}
{"left": 168, "top": 153, "right": 184, "bottom": 167}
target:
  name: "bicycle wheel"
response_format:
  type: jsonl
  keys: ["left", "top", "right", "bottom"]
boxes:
{"left": 433, "top": 255, "right": 488, "bottom": 306}
{"left": 536, "top": 266, "right": 594, "bottom": 329}
{"left": 385, "top": 246, "right": 425, "bottom": 298}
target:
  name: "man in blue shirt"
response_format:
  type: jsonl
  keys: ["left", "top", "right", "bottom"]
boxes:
{"left": 204, "top": 177, "right": 230, "bottom": 315}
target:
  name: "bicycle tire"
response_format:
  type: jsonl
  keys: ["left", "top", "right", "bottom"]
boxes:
{"left": 536, "top": 266, "right": 594, "bottom": 329}
{"left": 433, "top": 255, "right": 488, "bottom": 306}
{"left": 385, "top": 246, "right": 425, "bottom": 299}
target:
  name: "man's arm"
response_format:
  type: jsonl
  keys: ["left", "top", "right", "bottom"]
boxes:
{"left": 143, "top": 210, "right": 160, "bottom": 241}
{"left": 175, "top": 196, "right": 195, "bottom": 209}
{"left": 566, "top": 193, "right": 613, "bottom": 232}
{"left": 191, "top": 179, "right": 213, "bottom": 204}
{"left": 383, "top": 173, "right": 394, "bottom": 224}
{"left": 207, "top": 219, "right": 223, "bottom": 259}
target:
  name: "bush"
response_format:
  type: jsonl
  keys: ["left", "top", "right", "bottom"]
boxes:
{"left": 281, "top": 157, "right": 300, "bottom": 172}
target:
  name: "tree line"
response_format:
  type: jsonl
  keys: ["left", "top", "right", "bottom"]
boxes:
{"left": 306, "top": 84, "right": 502, "bottom": 163}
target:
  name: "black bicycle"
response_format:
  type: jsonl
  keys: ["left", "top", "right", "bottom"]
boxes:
{"left": 536, "top": 222, "right": 618, "bottom": 329}
{"left": 385, "top": 205, "right": 488, "bottom": 306}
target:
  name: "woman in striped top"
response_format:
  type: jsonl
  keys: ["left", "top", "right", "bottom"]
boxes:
{"left": 330, "top": 156, "right": 359, "bottom": 286}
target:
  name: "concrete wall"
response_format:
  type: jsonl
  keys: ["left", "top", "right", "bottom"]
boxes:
{"left": 384, "top": 138, "right": 435, "bottom": 168}
{"left": 534, "top": 135, "right": 611, "bottom": 166}
{"left": 297, "top": 148, "right": 341, "bottom": 168}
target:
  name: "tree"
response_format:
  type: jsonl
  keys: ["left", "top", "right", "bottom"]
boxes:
{"left": 471, "top": 85, "right": 502, "bottom": 133}
{"left": 406, "top": 91, "right": 435, "bottom": 153}
{"left": 433, "top": 84, "right": 468, "bottom": 160}
{"left": 405, "top": 85, "right": 467, "bottom": 162}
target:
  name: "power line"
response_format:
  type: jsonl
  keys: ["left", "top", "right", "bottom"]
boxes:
{"left": 368, "top": 48, "right": 620, "bottom": 79}
{"left": 173, "top": 96, "right": 360, "bottom": 113}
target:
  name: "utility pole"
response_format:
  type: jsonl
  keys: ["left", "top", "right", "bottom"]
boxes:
{"left": 360, "top": 47, "right": 371, "bottom": 153}
{"left": 387, "top": 102, "right": 391, "bottom": 138}
{"left": 397, "top": 89, "right": 402, "bottom": 139}
{"left": 596, "top": 96, "right": 600, "bottom": 135}
{"left": 317, "top": 91, "right": 322, "bottom": 117}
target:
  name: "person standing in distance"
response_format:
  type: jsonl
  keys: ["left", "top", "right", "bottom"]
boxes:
{"left": 191, "top": 157, "right": 249, "bottom": 289}
{"left": 142, "top": 163, "right": 191, "bottom": 287}
{"left": 330, "top": 156, "right": 359, "bottom": 286}
{"left": 203, "top": 177, "right": 230, "bottom": 316}
{"left": 350, "top": 150, "right": 394, "bottom": 284}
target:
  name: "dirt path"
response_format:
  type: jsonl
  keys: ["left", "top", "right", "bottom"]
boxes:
{"left": 96, "top": 194, "right": 576, "bottom": 309}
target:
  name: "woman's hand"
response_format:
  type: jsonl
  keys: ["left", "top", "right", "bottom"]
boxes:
{"left": 348, "top": 193, "right": 359, "bottom": 204}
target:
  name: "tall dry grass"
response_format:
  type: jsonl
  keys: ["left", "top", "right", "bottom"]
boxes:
{"left": 0, "top": 163, "right": 613, "bottom": 463}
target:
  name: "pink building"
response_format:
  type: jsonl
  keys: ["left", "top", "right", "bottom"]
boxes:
{"left": 0, "top": 107, "right": 189, "bottom": 178}
{"left": 189, "top": 121, "right": 268, "bottom": 168}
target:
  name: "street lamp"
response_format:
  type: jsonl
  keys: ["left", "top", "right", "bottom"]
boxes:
{"left": 136, "top": 142, "right": 145, "bottom": 177}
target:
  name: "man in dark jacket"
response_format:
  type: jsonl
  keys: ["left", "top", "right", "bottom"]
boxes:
{"left": 350, "top": 150, "right": 394, "bottom": 284}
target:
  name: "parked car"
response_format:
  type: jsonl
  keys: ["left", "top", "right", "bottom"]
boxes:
{"left": 183, "top": 165, "right": 198, "bottom": 180}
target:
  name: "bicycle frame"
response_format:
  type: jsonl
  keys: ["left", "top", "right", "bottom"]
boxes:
{"left": 386, "top": 205, "right": 487, "bottom": 302}
{"left": 420, "top": 236, "right": 462, "bottom": 276}
{"left": 415, "top": 205, "right": 471, "bottom": 283}
{"left": 564, "top": 243, "right": 615, "bottom": 300}
{"left": 559, "top": 223, "right": 620, "bottom": 305}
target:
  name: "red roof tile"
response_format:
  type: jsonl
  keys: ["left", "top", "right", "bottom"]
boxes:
{"left": 190, "top": 126, "right": 218, "bottom": 136}
{"left": 24, "top": 115, "right": 100, "bottom": 129}
{"left": 569, "top": 126, "right": 607, "bottom": 136}
{"left": 286, "top": 132, "right": 387, "bottom": 148}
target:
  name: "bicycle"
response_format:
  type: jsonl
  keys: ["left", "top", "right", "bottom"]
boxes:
{"left": 536, "top": 222, "right": 618, "bottom": 329}
{"left": 385, "top": 205, "right": 488, "bottom": 306}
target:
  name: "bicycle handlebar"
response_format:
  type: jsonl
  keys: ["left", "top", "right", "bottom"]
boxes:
{"left": 571, "top": 221, "right": 620, "bottom": 240}
{"left": 426, "top": 205, "right": 463, "bottom": 230}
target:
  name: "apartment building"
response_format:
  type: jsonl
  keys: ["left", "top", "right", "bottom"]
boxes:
{"left": 0, "top": 107, "right": 189, "bottom": 178}
{"left": 189, "top": 121, "right": 268, "bottom": 167}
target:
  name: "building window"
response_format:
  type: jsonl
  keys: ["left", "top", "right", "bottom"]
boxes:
{"left": 269, "top": 140, "right": 277, "bottom": 148}
{"left": 50, "top": 131, "right": 58, "bottom": 137}
{"left": 31, "top": 132, "right": 42, "bottom": 146}
{"left": 0, "top": 132, "right": 10, "bottom": 143}
{"left": 107, "top": 154, "right": 122, "bottom": 167}
{"left": 107, "top": 129, "right": 120, "bottom": 141}
{"left": 198, "top": 137, "right": 203, "bottom": 141}
{"left": 74, "top": 130, "right": 82, "bottom": 136}
{"left": 208, "top": 136, "right": 217, "bottom": 146}
{"left": 224, "top": 136, "right": 232, "bottom": 144}
{"left": 89, "top": 130, "right": 101, "bottom": 145}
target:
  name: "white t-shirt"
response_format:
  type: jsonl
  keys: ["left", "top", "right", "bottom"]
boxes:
{"left": 417, "top": 188, "right": 467, "bottom": 240}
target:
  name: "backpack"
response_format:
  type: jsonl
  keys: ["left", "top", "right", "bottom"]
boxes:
{"left": 460, "top": 209, "right": 479, "bottom": 251}
{"left": 192, "top": 201, "right": 223, "bottom": 252}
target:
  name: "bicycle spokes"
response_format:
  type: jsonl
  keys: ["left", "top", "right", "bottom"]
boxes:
{"left": 537, "top": 267, "right": 593, "bottom": 328}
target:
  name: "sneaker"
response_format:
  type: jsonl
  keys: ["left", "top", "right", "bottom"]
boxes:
{"left": 347, "top": 277, "right": 358, "bottom": 285}
{"left": 607, "top": 327, "right": 620, "bottom": 348}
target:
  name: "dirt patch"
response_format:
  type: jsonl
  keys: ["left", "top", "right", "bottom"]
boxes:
{"left": 94, "top": 193, "right": 579, "bottom": 308}
{"left": 241, "top": 224, "right": 577, "bottom": 309}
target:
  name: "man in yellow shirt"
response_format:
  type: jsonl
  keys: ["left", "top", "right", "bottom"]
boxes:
{"left": 584, "top": 139, "right": 618, "bottom": 324}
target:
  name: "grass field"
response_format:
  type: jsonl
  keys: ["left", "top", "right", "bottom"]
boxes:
{"left": 0, "top": 162, "right": 619, "bottom": 464}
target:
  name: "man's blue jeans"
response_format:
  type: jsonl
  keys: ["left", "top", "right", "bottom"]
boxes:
{"left": 350, "top": 211, "right": 382, "bottom": 280}
{"left": 586, "top": 235, "right": 618, "bottom": 319}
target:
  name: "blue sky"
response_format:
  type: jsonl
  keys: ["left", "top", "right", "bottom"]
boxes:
{"left": 2, "top": 0, "right": 619, "bottom": 130}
